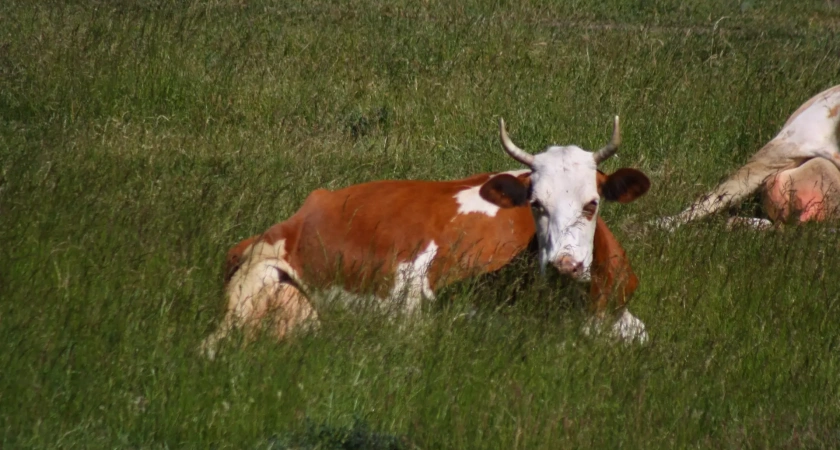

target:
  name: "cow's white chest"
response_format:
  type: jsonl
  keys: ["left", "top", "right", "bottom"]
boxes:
{"left": 390, "top": 240, "right": 438, "bottom": 312}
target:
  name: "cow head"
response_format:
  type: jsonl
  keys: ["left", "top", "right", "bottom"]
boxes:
{"left": 487, "top": 117, "right": 650, "bottom": 281}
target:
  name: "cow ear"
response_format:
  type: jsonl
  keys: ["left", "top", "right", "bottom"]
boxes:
{"left": 479, "top": 173, "right": 531, "bottom": 208}
{"left": 600, "top": 168, "right": 650, "bottom": 203}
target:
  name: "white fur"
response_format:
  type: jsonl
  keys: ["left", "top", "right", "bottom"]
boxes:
{"left": 391, "top": 240, "right": 438, "bottom": 312}
{"left": 782, "top": 87, "right": 840, "bottom": 165}
{"left": 725, "top": 217, "right": 774, "bottom": 230}
{"left": 529, "top": 146, "right": 601, "bottom": 280}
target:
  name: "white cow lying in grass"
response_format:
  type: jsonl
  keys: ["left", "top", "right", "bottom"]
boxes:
{"left": 658, "top": 84, "right": 840, "bottom": 229}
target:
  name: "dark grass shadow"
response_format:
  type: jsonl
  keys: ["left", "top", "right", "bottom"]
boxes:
{"left": 266, "top": 417, "right": 410, "bottom": 450}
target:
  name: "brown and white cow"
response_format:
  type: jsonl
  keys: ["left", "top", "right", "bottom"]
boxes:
{"left": 201, "top": 118, "right": 651, "bottom": 357}
{"left": 657, "top": 84, "right": 840, "bottom": 229}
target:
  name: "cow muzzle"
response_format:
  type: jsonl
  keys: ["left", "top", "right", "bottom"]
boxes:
{"left": 552, "top": 255, "right": 586, "bottom": 279}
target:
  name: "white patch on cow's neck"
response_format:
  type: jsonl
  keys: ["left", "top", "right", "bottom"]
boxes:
{"left": 454, "top": 185, "right": 499, "bottom": 217}
{"left": 453, "top": 169, "right": 530, "bottom": 217}
{"left": 390, "top": 240, "right": 438, "bottom": 313}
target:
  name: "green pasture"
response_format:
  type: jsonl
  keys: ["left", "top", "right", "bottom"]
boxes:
{"left": 2, "top": 0, "right": 840, "bottom": 447}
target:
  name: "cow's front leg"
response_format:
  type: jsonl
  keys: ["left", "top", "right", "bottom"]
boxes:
{"left": 610, "top": 308, "right": 648, "bottom": 343}
{"left": 585, "top": 218, "right": 648, "bottom": 343}
{"left": 581, "top": 307, "right": 648, "bottom": 343}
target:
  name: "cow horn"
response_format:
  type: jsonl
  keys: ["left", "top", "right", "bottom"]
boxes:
{"left": 593, "top": 116, "right": 621, "bottom": 164}
{"left": 499, "top": 118, "right": 535, "bottom": 168}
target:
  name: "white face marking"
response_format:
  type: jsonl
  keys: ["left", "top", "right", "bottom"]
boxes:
{"left": 453, "top": 169, "right": 531, "bottom": 217}
{"left": 390, "top": 240, "right": 438, "bottom": 313}
{"left": 529, "top": 146, "right": 600, "bottom": 281}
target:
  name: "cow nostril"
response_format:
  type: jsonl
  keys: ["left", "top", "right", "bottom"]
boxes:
{"left": 553, "top": 256, "right": 582, "bottom": 276}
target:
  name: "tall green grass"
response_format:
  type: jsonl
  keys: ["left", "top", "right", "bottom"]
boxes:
{"left": 2, "top": 0, "right": 840, "bottom": 447}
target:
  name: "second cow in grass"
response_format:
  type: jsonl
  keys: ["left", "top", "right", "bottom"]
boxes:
{"left": 658, "top": 84, "right": 840, "bottom": 229}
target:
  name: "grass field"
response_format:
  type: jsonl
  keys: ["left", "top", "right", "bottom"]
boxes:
{"left": 3, "top": 0, "right": 840, "bottom": 448}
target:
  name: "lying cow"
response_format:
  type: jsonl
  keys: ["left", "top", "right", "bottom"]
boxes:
{"left": 658, "top": 84, "right": 840, "bottom": 229}
{"left": 201, "top": 118, "right": 651, "bottom": 357}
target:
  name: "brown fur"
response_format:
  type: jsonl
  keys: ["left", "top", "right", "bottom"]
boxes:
{"left": 479, "top": 173, "right": 531, "bottom": 208}
{"left": 598, "top": 169, "right": 652, "bottom": 203}
{"left": 255, "top": 174, "right": 536, "bottom": 297}
{"left": 590, "top": 216, "right": 638, "bottom": 317}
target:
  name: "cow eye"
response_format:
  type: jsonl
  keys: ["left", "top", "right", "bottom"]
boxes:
{"left": 531, "top": 200, "right": 545, "bottom": 213}
{"left": 582, "top": 200, "right": 598, "bottom": 219}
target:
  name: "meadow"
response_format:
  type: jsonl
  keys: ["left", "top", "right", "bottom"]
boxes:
{"left": 2, "top": 0, "right": 840, "bottom": 447}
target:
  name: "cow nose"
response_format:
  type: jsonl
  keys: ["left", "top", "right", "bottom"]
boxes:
{"left": 553, "top": 256, "right": 584, "bottom": 277}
